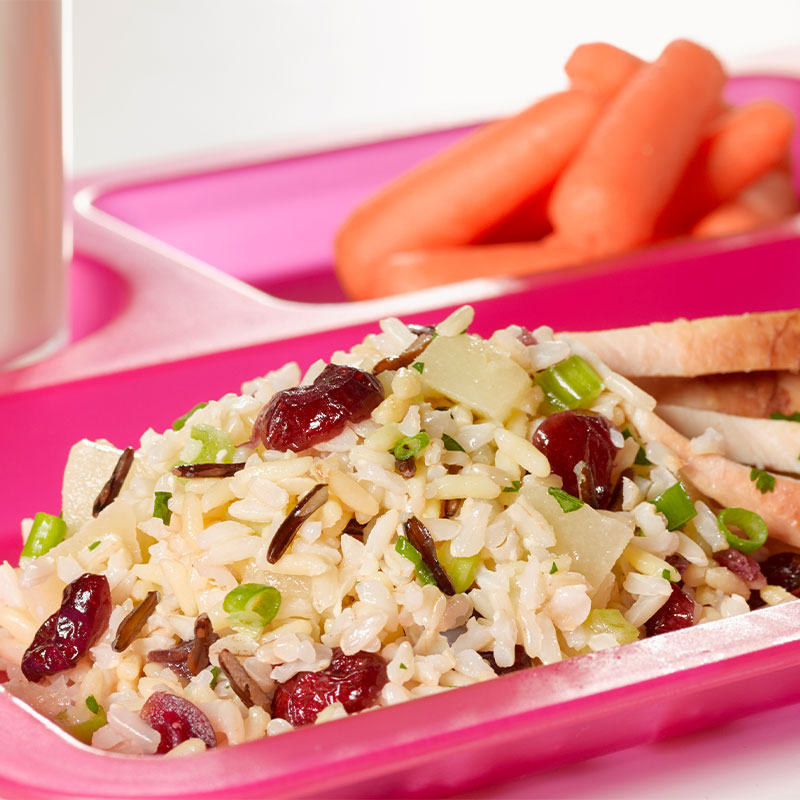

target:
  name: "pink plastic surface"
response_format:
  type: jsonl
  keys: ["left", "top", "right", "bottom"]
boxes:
{"left": 1, "top": 74, "right": 800, "bottom": 798}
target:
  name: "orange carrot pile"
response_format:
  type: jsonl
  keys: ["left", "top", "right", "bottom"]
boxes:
{"left": 335, "top": 39, "right": 797, "bottom": 300}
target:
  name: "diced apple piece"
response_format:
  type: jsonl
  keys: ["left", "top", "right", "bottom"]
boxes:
{"left": 420, "top": 334, "right": 531, "bottom": 422}
{"left": 522, "top": 483, "right": 634, "bottom": 592}
{"left": 62, "top": 439, "right": 127, "bottom": 533}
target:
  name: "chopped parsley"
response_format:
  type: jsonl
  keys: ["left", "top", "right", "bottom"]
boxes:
{"left": 549, "top": 562, "right": 558, "bottom": 574}
{"left": 209, "top": 666, "right": 220, "bottom": 689}
{"left": 749, "top": 467, "right": 775, "bottom": 494}
{"left": 770, "top": 411, "right": 800, "bottom": 422}
{"left": 85, "top": 695, "right": 100, "bottom": 714}
{"left": 661, "top": 568, "right": 673, "bottom": 582}
{"left": 442, "top": 433, "right": 466, "bottom": 452}
{"left": 548, "top": 487, "right": 584, "bottom": 513}
{"left": 88, "top": 540, "right": 101, "bottom": 551}
{"left": 411, "top": 362, "right": 425, "bottom": 373}
{"left": 399, "top": 663, "right": 408, "bottom": 670}
{"left": 502, "top": 480, "right": 522, "bottom": 493}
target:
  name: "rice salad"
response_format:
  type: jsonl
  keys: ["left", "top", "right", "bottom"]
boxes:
{"left": 0, "top": 305, "right": 792, "bottom": 757}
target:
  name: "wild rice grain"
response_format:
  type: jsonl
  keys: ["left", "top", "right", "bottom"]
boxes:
{"left": 93, "top": 447, "right": 134, "bottom": 517}
{"left": 217, "top": 649, "right": 270, "bottom": 710}
{"left": 112, "top": 591, "right": 159, "bottom": 652}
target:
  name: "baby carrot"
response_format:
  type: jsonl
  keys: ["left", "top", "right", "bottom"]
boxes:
{"left": 549, "top": 39, "right": 726, "bottom": 257}
{"left": 659, "top": 101, "right": 795, "bottom": 234}
{"left": 565, "top": 42, "right": 643, "bottom": 99}
{"left": 335, "top": 89, "right": 603, "bottom": 300}
{"left": 361, "top": 236, "right": 587, "bottom": 298}
{"left": 690, "top": 170, "right": 798, "bottom": 238}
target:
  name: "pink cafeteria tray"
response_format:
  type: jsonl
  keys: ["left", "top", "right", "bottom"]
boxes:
{"left": 1, "top": 74, "right": 800, "bottom": 798}
{"left": 3, "top": 75, "right": 798, "bottom": 398}
{"left": 4, "top": 246, "right": 800, "bottom": 798}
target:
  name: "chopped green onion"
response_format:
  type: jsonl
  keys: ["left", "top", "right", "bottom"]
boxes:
{"left": 621, "top": 428, "right": 633, "bottom": 440}
{"left": 550, "top": 562, "right": 558, "bottom": 574}
{"left": 190, "top": 424, "right": 234, "bottom": 464}
{"left": 749, "top": 467, "right": 775, "bottom": 494}
{"left": 172, "top": 402, "right": 208, "bottom": 431}
{"left": 717, "top": 507, "right": 768, "bottom": 554}
{"left": 395, "top": 536, "right": 436, "bottom": 586}
{"left": 436, "top": 540, "right": 480, "bottom": 594}
{"left": 652, "top": 482, "right": 696, "bottom": 531}
{"left": 634, "top": 446, "right": 651, "bottom": 466}
{"left": 770, "top": 411, "right": 800, "bottom": 422}
{"left": 442, "top": 433, "right": 465, "bottom": 452}
{"left": 502, "top": 480, "right": 522, "bottom": 494}
{"left": 21, "top": 513, "right": 67, "bottom": 559}
{"left": 222, "top": 583, "right": 281, "bottom": 628}
{"left": 411, "top": 362, "right": 425, "bottom": 374}
{"left": 153, "top": 491, "right": 172, "bottom": 524}
{"left": 661, "top": 568, "right": 673, "bottom": 581}
{"left": 88, "top": 540, "right": 101, "bottom": 551}
{"left": 392, "top": 432, "right": 430, "bottom": 461}
{"left": 209, "top": 665, "right": 220, "bottom": 688}
{"left": 534, "top": 355, "right": 604, "bottom": 411}
{"left": 69, "top": 701, "right": 107, "bottom": 744}
{"left": 548, "top": 487, "right": 584, "bottom": 513}
{"left": 585, "top": 609, "right": 639, "bottom": 645}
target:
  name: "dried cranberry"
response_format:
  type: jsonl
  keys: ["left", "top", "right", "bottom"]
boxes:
{"left": 21, "top": 573, "right": 111, "bottom": 682}
{"left": 715, "top": 549, "right": 765, "bottom": 585}
{"left": 253, "top": 364, "right": 384, "bottom": 452}
{"left": 645, "top": 584, "right": 695, "bottom": 637}
{"left": 532, "top": 411, "right": 620, "bottom": 509}
{"left": 271, "top": 648, "right": 388, "bottom": 727}
{"left": 665, "top": 553, "right": 690, "bottom": 577}
{"left": 141, "top": 691, "right": 217, "bottom": 754}
{"left": 759, "top": 552, "right": 800, "bottom": 592}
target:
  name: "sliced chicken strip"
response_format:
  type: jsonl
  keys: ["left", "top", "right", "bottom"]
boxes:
{"left": 658, "top": 404, "right": 800, "bottom": 475}
{"left": 635, "top": 372, "right": 800, "bottom": 418}
{"left": 566, "top": 310, "right": 800, "bottom": 377}
{"left": 629, "top": 406, "right": 800, "bottom": 548}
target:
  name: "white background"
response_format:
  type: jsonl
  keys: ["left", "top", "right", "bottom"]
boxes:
{"left": 72, "top": 0, "right": 800, "bottom": 174}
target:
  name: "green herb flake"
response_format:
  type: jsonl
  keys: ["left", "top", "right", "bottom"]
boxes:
{"left": 621, "top": 428, "right": 633, "bottom": 440}
{"left": 209, "top": 666, "right": 219, "bottom": 688}
{"left": 749, "top": 467, "right": 775, "bottom": 494}
{"left": 88, "top": 540, "right": 101, "bottom": 551}
{"left": 549, "top": 562, "right": 558, "bottom": 574}
{"left": 634, "top": 529, "right": 645, "bottom": 537}
{"left": 442, "top": 433, "right": 466, "bottom": 452}
{"left": 770, "top": 411, "right": 800, "bottom": 422}
{"left": 399, "top": 663, "right": 408, "bottom": 670}
{"left": 548, "top": 486, "right": 584, "bottom": 513}
{"left": 172, "top": 402, "right": 208, "bottom": 431}
{"left": 411, "top": 362, "right": 424, "bottom": 374}
{"left": 85, "top": 695, "right": 100, "bottom": 715}
{"left": 661, "top": 568, "right": 672, "bottom": 581}
{"left": 153, "top": 491, "right": 173, "bottom": 524}
{"left": 502, "top": 480, "right": 522, "bottom": 493}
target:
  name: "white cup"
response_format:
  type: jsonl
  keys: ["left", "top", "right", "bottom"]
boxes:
{"left": 0, "top": 0, "right": 69, "bottom": 368}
